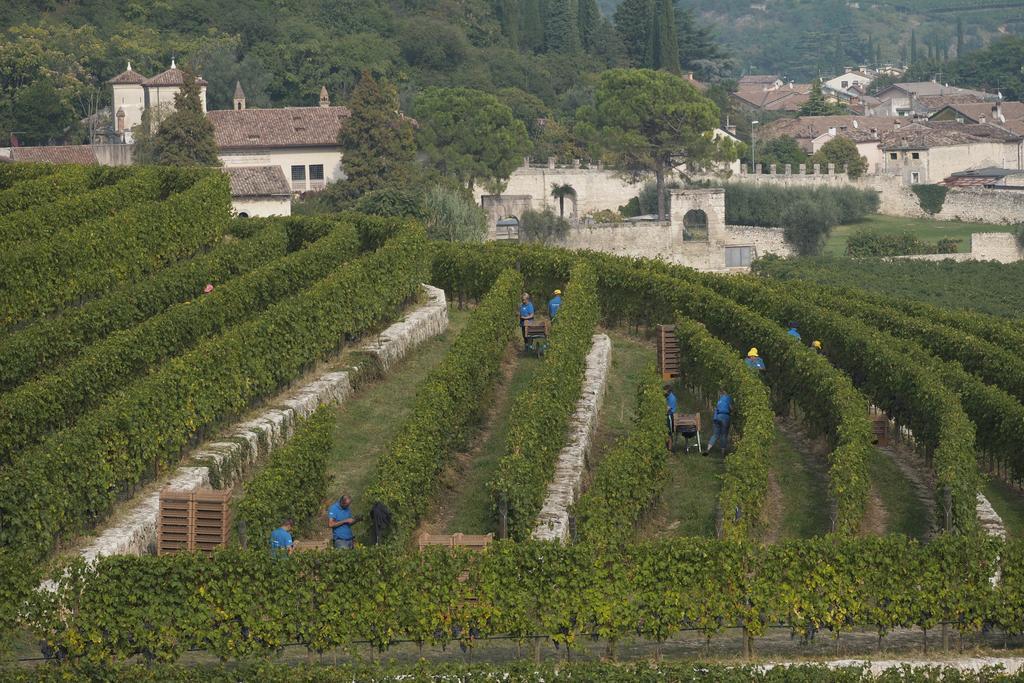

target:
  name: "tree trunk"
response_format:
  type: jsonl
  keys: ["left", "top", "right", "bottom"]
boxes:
{"left": 656, "top": 166, "right": 666, "bottom": 221}
{"left": 559, "top": 196, "right": 565, "bottom": 217}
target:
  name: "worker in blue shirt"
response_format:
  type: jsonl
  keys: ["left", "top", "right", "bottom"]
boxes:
{"left": 270, "top": 518, "right": 295, "bottom": 557}
{"left": 548, "top": 289, "right": 562, "bottom": 321}
{"left": 745, "top": 347, "right": 766, "bottom": 371}
{"left": 705, "top": 390, "right": 733, "bottom": 455}
{"left": 328, "top": 494, "right": 358, "bottom": 549}
{"left": 519, "top": 293, "right": 535, "bottom": 347}
{"left": 787, "top": 323, "right": 801, "bottom": 341}
{"left": 664, "top": 384, "right": 678, "bottom": 451}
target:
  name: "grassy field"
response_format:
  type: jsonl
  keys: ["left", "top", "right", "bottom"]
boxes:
{"left": 823, "top": 214, "right": 1014, "bottom": 257}
{"left": 588, "top": 330, "right": 659, "bottom": 466}
{"left": 762, "top": 425, "right": 832, "bottom": 541}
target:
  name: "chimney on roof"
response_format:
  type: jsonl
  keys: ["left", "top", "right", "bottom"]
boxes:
{"left": 993, "top": 103, "right": 1005, "bottom": 123}
{"left": 127, "top": 61, "right": 133, "bottom": 72}
{"left": 171, "top": 57, "right": 176, "bottom": 69}
{"left": 319, "top": 86, "right": 330, "bottom": 108}
{"left": 233, "top": 81, "right": 246, "bottom": 111}
{"left": 853, "top": 119, "right": 859, "bottom": 129}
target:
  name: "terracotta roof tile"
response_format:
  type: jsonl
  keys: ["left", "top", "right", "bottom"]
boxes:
{"left": 108, "top": 67, "right": 148, "bottom": 85}
{"left": 143, "top": 67, "right": 208, "bottom": 87}
{"left": 880, "top": 121, "right": 1021, "bottom": 149}
{"left": 761, "top": 116, "right": 907, "bottom": 141}
{"left": 225, "top": 166, "right": 291, "bottom": 197}
{"left": 10, "top": 146, "right": 98, "bottom": 164}
{"left": 208, "top": 106, "right": 351, "bottom": 149}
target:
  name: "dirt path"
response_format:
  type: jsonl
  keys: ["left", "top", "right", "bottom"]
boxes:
{"left": 860, "top": 483, "right": 889, "bottom": 537}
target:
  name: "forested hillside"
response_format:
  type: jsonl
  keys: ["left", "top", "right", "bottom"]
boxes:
{"left": 0, "top": 0, "right": 728, "bottom": 146}
{"left": 606, "top": 0, "right": 1024, "bottom": 81}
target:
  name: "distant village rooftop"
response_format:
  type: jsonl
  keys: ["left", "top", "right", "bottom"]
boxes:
{"left": 880, "top": 121, "right": 1022, "bottom": 150}
{"left": 9, "top": 145, "right": 98, "bottom": 164}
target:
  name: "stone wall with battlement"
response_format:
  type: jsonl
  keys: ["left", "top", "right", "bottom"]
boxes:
{"left": 897, "top": 232, "right": 1022, "bottom": 263}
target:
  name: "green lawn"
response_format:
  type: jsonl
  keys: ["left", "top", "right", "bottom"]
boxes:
{"left": 322, "top": 307, "right": 470, "bottom": 542}
{"left": 868, "top": 448, "right": 931, "bottom": 540}
{"left": 823, "top": 214, "right": 1015, "bottom": 257}
{"left": 983, "top": 477, "right": 1024, "bottom": 540}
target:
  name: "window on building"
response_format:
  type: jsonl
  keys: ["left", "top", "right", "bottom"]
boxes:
{"left": 911, "top": 152, "right": 920, "bottom": 160}
{"left": 911, "top": 172, "right": 920, "bottom": 184}
{"left": 291, "top": 165, "right": 306, "bottom": 181}
{"left": 309, "top": 164, "right": 325, "bottom": 181}
{"left": 724, "top": 246, "right": 754, "bottom": 268}
{"left": 682, "top": 209, "right": 709, "bottom": 241}
{"left": 889, "top": 152, "right": 898, "bottom": 160}
{"left": 841, "top": 80, "right": 849, "bottom": 88}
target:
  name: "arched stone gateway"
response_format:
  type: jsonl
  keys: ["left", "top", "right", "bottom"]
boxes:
{"left": 682, "top": 209, "right": 708, "bottom": 241}
{"left": 495, "top": 216, "right": 520, "bottom": 240}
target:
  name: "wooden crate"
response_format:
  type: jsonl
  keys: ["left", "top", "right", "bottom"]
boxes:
{"left": 872, "top": 413, "right": 889, "bottom": 447}
{"left": 656, "top": 324, "right": 680, "bottom": 380}
{"left": 417, "top": 532, "right": 493, "bottom": 552}
{"left": 157, "top": 489, "right": 193, "bottom": 556}
{"left": 293, "top": 539, "right": 330, "bottom": 552}
{"left": 158, "top": 488, "right": 231, "bottom": 555}
{"left": 193, "top": 490, "right": 231, "bottom": 554}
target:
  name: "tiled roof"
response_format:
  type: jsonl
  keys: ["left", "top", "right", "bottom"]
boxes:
{"left": 225, "top": 166, "right": 291, "bottom": 197}
{"left": 879, "top": 81, "right": 996, "bottom": 99}
{"left": 761, "top": 116, "right": 906, "bottom": 142}
{"left": 880, "top": 121, "right": 1022, "bottom": 150}
{"left": 915, "top": 93, "right": 991, "bottom": 110}
{"left": 10, "top": 145, "right": 98, "bottom": 164}
{"left": 739, "top": 75, "right": 781, "bottom": 85}
{"left": 108, "top": 66, "right": 147, "bottom": 85}
{"left": 143, "top": 66, "right": 208, "bottom": 87}
{"left": 208, "top": 106, "right": 351, "bottom": 149}
{"left": 732, "top": 85, "right": 812, "bottom": 111}
{"left": 931, "top": 102, "right": 1024, "bottom": 124}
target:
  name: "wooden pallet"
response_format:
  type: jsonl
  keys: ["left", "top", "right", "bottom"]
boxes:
{"left": 157, "top": 488, "right": 231, "bottom": 555}
{"left": 656, "top": 324, "right": 680, "bottom": 380}
{"left": 524, "top": 320, "right": 549, "bottom": 339}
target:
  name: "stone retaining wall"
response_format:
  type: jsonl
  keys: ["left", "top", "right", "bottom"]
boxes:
{"left": 75, "top": 285, "right": 449, "bottom": 562}
{"left": 532, "top": 334, "right": 611, "bottom": 542}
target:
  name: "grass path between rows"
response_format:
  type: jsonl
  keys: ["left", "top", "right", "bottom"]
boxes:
{"left": 317, "top": 307, "right": 471, "bottom": 542}
{"left": 983, "top": 477, "right": 1024, "bottom": 540}
{"left": 418, "top": 342, "right": 544, "bottom": 536}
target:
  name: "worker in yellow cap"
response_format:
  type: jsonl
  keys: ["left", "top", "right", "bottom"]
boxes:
{"left": 548, "top": 288, "right": 563, "bottom": 321}
{"left": 811, "top": 340, "right": 823, "bottom": 354}
{"left": 744, "top": 347, "right": 765, "bottom": 371}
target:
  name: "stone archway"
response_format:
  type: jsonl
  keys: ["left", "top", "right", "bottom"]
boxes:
{"left": 495, "top": 216, "right": 520, "bottom": 240}
{"left": 682, "top": 209, "right": 708, "bottom": 241}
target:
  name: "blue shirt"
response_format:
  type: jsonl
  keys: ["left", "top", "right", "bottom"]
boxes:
{"left": 666, "top": 391, "right": 678, "bottom": 414}
{"left": 745, "top": 356, "right": 765, "bottom": 371}
{"left": 328, "top": 502, "right": 354, "bottom": 541}
{"left": 519, "top": 302, "right": 534, "bottom": 325}
{"left": 715, "top": 394, "right": 733, "bottom": 422}
{"left": 548, "top": 296, "right": 562, "bottom": 319}
{"left": 787, "top": 328, "right": 802, "bottom": 340}
{"left": 270, "top": 526, "right": 293, "bottom": 556}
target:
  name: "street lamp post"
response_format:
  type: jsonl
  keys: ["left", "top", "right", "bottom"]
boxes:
{"left": 751, "top": 120, "right": 759, "bottom": 173}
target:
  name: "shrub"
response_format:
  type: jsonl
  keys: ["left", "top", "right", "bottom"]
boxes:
{"left": 911, "top": 184, "right": 948, "bottom": 215}
{"left": 810, "top": 136, "right": 868, "bottom": 179}
{"left": 423, "top": 185, "right": 487, "bottom": 242}
{"left": 845, "top": 229, "right": 930, "bottom": 257}
{"left": 519, "top": 207, "right": 570, "bottom": 244}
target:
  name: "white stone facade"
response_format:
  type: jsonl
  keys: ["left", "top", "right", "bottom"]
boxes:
{"left": 232, "top": 196, "right": 291, "bottom": 218}
{"left": 882, "top": 142, "right": 1022, "bottom": 185}
{"left": 219, "top": 147, "right": 344, "bottom": 193}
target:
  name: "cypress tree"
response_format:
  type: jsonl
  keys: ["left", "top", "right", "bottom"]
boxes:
{"left": 497, "top": 0, "right": 522, "bottom": 48}
{"left": 545, "top": 0, "right": 580, "bottom": 53}
{"left": 577, "top": 0, "right": 600, "bottom": 51}
{"left": 521, "top": 0, "right": 545, "bottom": 52}
{"left": 613, "top": 0, "right": 652, "bottom": 66}
{"left": 910, "top": 29, "right": 918, "bottom": 63}
{"left": 650, "top": 0, "right": 679, "bottom": 73}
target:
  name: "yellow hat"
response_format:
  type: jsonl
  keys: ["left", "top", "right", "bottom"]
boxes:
{"left": 747, "top": 347, "right": 758, "bottom": 357}
{"left": 554, "top": 289, "right": 562, "bottom": 295}
{"left": 812, "top": 340, "right": 822, "bottom": 349}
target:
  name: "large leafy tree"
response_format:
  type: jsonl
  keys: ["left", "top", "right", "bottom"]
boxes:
{"left": 811, "top": 136, "right": 868, "bottom": 179}
{"left": 336, "top": 70, "right": 416, "bottom": 199}
{"left": 758, "top": 135, "right": 809, "bottom": 170}
{"left": 414, "top": 86, "right": 529, "bottom": 191}
{"left": 579, "top": 68, "right": 724, "bottom": 220}
{"left": 151, "top": 73, "right": 220, "bottom": 166}
{"left": 11, "top": 79, "right": 79, "bottom": 145}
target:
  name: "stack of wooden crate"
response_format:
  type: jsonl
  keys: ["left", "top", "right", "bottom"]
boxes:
{"left": 656, "top": 324, "right": 680, "bottom": 380}
{"left": 158, "top": 488, "right": 231, "bottom": 555}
